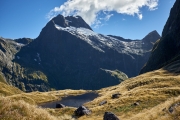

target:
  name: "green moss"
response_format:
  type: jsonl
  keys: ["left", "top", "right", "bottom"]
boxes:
{"left": 114, "top": 105, "right": 135, "bottom": 113}
{"left": 25, "top": 69, "right": 48, "bottom": 82}
{"left": 28, "top": 72, "right": 46, "bottom": 81}
{"left": 110, "top": 69, "right": 128, "bottom": 81}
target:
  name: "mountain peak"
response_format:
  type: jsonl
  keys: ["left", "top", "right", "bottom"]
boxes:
{"left": 51, "top": 14, "right": 92, "bottom": 30}
{"left": 142, "top": 30, "right": 160, "bottom": 43}
{"left": 140, "top": 0, "right": 180, "bottom": 74}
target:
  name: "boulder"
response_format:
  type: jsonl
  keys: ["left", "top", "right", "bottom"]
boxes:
{"left": 169, "top": 102, "right": 180, "bottom": 113}
{"left": 112, "top": 93, "right": 121, "bottom": 99}
{"left": 103, "top": 112, "right": 120, "bottom": 120}
{"left": 99, "top": 100, "right": 107, "bottom": 106}
{"left": 132, "top": 102, "right": 140, "bottom": 106}
{"left": 74, "top": 106, "right": 91, "bottom": 116}
{"left": 56, "top": 103, "right": 65, "bottom": 108}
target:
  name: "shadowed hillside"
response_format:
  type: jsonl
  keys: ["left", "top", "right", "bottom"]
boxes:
{"left": 140, "top": 0, "right": 180, "bottom": 74}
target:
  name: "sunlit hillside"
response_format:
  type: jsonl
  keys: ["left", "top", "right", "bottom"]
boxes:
{"left": 0, "top": 60, "right": 180, "bottom": 119}
{"left": 0, "top": 0, "right": 179, "bottom": 120}
{"left": 81, "top": 59, "right": 180, "bottom": 120}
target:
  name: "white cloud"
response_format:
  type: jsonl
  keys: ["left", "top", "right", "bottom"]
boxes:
{"left": 47, "top": 0, "right": 159, "bottom": 26}
{"left": 122, "top": 18, "right": 126, "bottom": 21}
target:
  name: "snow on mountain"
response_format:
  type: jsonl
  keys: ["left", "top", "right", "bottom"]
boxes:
{"left": 54, "top": 22, "right": 145, "bottom": 56}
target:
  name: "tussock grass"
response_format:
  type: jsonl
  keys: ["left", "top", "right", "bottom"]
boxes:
{"left": 23, "top": 89, "right": 89, "bottom": 104}
{"left": 0, "top": 73, "right": 7, "bottom": 84}
{"left": 79, "top": 65, "right": 180, "bottom": 120}
{"left": 5, "top": 89, "right": 89, "bottom": 105}
{"left": 1, "top": 61, "right": 180, "bottom": 120}
{"left": 0, "top": 82, "right": 22, "bottom": 96}
{"left": 0, "top": 96, "right": 58, "bottom": 120}
{"left": 128, "top": 95, "right": 180, "bottom": 120}
{"left": 46, "top": 108, "right": 76, "bottom": 119}
{"left": 0, "top": 82, "right": 87, "bottom": 119}
{"left": 0, "top": 96, "right": 77, "bottom": 120}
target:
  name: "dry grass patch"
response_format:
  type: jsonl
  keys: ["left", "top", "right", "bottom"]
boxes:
{"left": 46, "top": 107, "right": 76, "bottom": 118}
{"left": 0, "top": 82, "right": 22, "bottom": 96}
{"left": 127, "top": 95, "right": 180, "bottom": 120}
{"left": 0, "top": 96, "right": 77, "bottom": 120}
{"left": 80, "top": 68, "right": 180, "bottom": 120}
{"left": 7, "top": 89, "right": 89, "bottom": 105}
{"left": 1, "top": 62, "right": 180, "bottom": 120}
{"left": 0, "top": 96, "right": 58, "bottom": 120}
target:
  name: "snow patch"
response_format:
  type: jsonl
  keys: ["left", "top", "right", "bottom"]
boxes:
{"left": 16, "top": 43, "right": 24, "bottom": 46}
{"left": 73, "top": 15, "right": 79, "bottom": 19}
{"left": 37, "top": 53, "right": 41, "bottom": 61}
{"left": 54, "top": 23, "right": 145, "bottom": 55}
{"left": 65, "top": 19, "right": 72, "bottom": 23}
{"left": 17, "top": 56, "right": 20, "bottom": 59}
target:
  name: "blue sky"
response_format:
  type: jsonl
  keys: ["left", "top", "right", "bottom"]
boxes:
{"left": 0, "top": 0, "right": 175, "bottom": 39}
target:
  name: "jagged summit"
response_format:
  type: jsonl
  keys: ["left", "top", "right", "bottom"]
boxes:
{"left": 50, "top": 14, "right": 92, "bottom": 30}
{"left": 141, "top": 30, "right": 161, "bottom": 50}
{"left": 142, "top": 30, "right": 160, "bottom": 43}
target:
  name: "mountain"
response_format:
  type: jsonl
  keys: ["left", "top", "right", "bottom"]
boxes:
{"left": 14, "top": 38, "right": 33, "bottom": 45}
{"left": 1, "top": 1, "right": 180, "bottom": 120}
{"left": 0, "top": 37, "right": 48, "bottom": 92}
{"left": 3, "top": 14, "right": 158, "bottom": 91}
{"left": 140, "top": 0, "right": 180, "bottom": 74}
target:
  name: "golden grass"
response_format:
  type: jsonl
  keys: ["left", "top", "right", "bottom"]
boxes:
{"left": 0, "top": 81, "right": 88, "bottom": 119}
{"left": 0, "top": 82, "right": 22, "bottom": 96}
{"left": 1, "top": 68, "right": 180, "bottom": 120}
{"left": 0, "top": 96, "right": 77, "bottom": 120}
{"left": 4, "top": 89, "right": 89, "bottom": 107}
{"left": 78, "top": 67, "right": 180, "bottom": 120}
{"left": 0, "top": 73, "right": 7, "bottom": 84}
{"left": 1, "top": 61, "right": 180, "bottom": 120}
{"left": 128, "top": 95, "right": 180, "bottom": 120}
{"left": 0, "top": 96, "right": 57, "bottom": 120}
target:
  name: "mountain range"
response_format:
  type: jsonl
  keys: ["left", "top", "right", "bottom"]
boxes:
{"left": 0, "top": 15, "right": 160, "bottom": 92}
{"left": 1, "top": 0, "right": 180, "bottom": 119}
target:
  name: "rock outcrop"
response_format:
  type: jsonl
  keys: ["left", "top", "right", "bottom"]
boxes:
{"left": 14, "top": 38, "right": 33, "bottom": 45}
{"left": 0, "top": 37, "right": 49, "bottom": 92}
{"left": 56, "top": 103, "right": 65, "bottom": 108}
{"left": 74, "top": 106, "right": 91, "bottom": 116}
{"left": 103, "top": 112, "right": 120, "bottom": 120}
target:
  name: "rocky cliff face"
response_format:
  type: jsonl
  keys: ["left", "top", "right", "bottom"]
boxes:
{"left": 11, "top": 14, "right": 160, "bottom": 91}
{"left": 140, "top": 0, "right": 180, "bottom": 74}
{"left": 0, "top": 37, "right": 49, "bottom": 92}
{"left": 14, "top": 38, "right": 33, "bottom": 45}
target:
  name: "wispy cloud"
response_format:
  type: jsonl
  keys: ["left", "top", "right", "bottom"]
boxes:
{"left": 47, "top": 0, "right": 159, "bottom": 26}
{"left": 122, "top": 18, "right": 126, "bottom": 21}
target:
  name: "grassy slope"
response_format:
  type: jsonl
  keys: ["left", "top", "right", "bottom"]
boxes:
{"left": 0, "top": 82, "right": 88, "bottom": 120}
{"left": 8, "top": 89, "right": 89, "bottom": 105}
{"left": 0, "top": 61, "right": 180, "bottom": 119}
{"left": 0, "top": 82, "right": 22, "bottom": 96}
{"left": 79, "top": 60, "right": 180, "bottom": 120}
